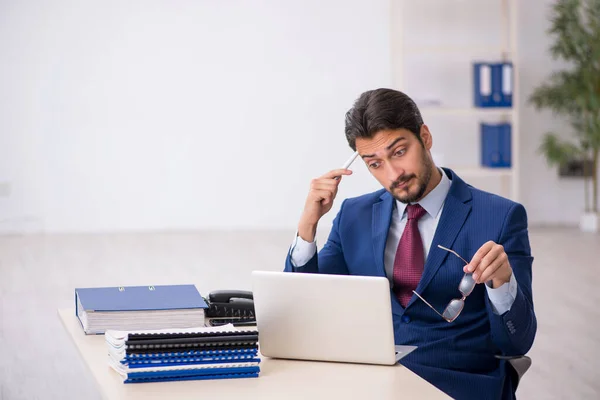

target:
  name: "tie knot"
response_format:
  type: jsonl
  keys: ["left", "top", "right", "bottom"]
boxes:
{"left": 407, "top": 204, "right": 426, "bottom": 220}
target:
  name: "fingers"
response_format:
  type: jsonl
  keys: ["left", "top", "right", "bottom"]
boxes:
{"left": 464, "top": 241, "right": 495, "bottom": 273}
{"left": 310, "top": 179, "right": 338, "bottom": 198}
{"left": 474, "top": 244, "right": 504, "bottom": 278}
{"left": 304, "top": 169, "right": 353, "bottom": 213}
{"left": 311, "top": 189, "right": 335, "bottom": 205}
{"left": 309, "top": 175, "right": 343, "bottom": 199}
{"left": 311, "top": 178, "right": 339, "bottom": 189}
{"left": 476, "top": 252, "right": 507, "bottom": 283}
{"left": 320, "top": 169, "right": 353, "bottom": 180}
{"left": 310, "top": 169, "right": 352, "bottom": 193}
{"left": 465, "top": 241, "right": 507, "bottom": 284}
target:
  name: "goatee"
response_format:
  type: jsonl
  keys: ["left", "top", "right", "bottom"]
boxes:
{"left": 391, "top": 152, "right": 433, "bottom": 204}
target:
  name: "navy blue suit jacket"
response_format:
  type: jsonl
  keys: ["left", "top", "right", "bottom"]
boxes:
{"left": 284, "top": 168, "right": 536, "bottom": 400}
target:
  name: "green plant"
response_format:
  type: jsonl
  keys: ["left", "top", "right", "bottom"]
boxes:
{"left": 529, "top": 0, "right": 600, "bottom": 213}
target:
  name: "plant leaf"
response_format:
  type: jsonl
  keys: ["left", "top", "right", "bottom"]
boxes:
{"left": 538, "top": 133, "right": 583, "bottom": 166}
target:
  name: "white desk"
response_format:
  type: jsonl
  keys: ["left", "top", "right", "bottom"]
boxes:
{"left": 58, "top": 309, "right": 450, "bottom": 400}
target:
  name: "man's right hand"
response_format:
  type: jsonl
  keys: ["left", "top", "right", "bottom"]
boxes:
{"left": 297, "top": 168, "right": 353, "bottom": 242}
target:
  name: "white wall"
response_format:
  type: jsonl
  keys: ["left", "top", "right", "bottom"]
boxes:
{"left": 517, "top": 0, "right": 597, "bottom": 226}
{"left": 0, "top": 0, "right": 389, "bottom": 233}
{"left": 1, "top": 0, "right": 591, "bottom": 233}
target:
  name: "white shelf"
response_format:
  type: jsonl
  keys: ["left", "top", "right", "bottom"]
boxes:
{"left": 448, "top": 167, "right": 513, "bottom": 178}
{"left": 419, "top": 107, "right": 514, "bottom": 116}
{"left": 402, "top": 47, "right": 513, "bottom": 56}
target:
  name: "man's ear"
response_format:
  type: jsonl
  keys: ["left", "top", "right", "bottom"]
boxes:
{"left": 420, "top": 124, "right": 433, "bottom": 150}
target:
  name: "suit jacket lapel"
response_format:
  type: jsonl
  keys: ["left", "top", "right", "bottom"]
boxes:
{"left": 372, "top": 191, "right": 394, "bottom": 278}
{"left": 408, "top": 169, "right": 472, "bottom": 307}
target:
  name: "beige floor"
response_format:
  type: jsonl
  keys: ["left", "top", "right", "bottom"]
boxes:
{"left": 0, "top": 228, "right": 598, "bottom": 400}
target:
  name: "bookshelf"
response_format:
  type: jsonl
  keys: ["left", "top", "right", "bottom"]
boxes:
{"left": 390, "top": 0, "right": 519, "bottom": 201}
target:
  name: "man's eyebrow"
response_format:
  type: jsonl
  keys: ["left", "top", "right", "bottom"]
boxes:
{"left": 360, "top": 137, "right": 406, "bottom": 158}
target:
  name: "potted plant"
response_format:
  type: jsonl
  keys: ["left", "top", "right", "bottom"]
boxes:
{"left": 529, "top": 0, "right": 600, "bottom": 232}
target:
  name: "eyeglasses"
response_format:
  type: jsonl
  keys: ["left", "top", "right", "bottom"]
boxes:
{"left": 412, "top": 245, "right": 476, "bottom": 323}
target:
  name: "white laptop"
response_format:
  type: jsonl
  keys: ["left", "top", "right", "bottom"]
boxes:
{"left": 251, "top": 271, "right": 416, "bottom": 365}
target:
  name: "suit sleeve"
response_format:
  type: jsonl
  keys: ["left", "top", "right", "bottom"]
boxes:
{"left": 284, "top": 200, "right": 350, "bottom": 275}
{"left": 486, "top": 202, "right": 537, "bottom": 356}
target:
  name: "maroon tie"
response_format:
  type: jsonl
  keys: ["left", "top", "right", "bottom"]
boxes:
{"left": 393, "top": 204, "right": 427, "bottom": 307}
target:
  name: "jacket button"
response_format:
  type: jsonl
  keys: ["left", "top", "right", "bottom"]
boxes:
{"left": 401, "top": 315, "right": 411, "bottom": 323}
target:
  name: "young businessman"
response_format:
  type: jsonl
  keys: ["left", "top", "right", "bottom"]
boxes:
{"left": 284, "top": 88, "right": 536, "bottom": 400}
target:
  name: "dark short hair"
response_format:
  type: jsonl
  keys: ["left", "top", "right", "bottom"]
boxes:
{"left": 344, "top": 88, "right": 424, "bottom": 150}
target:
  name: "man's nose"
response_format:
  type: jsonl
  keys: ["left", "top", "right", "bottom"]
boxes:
{"left": 385, "top": 162, "right": 404, "bottom": 184}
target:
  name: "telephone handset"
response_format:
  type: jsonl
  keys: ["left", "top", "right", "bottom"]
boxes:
{"left": 205, "top": 290, "right": 256, "bottom": 326}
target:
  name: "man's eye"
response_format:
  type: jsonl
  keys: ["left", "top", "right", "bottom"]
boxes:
{"left": 394, "top": 149, "right": 406, "bottom": 157}
{"left": 369, "top": 162, "right": 381, "bottom": 169}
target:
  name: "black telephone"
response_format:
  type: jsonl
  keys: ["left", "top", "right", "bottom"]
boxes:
{"left": 204, "top": 290, "right": 256, "bottom": 327}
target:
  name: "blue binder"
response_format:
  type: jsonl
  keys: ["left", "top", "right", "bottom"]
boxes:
{"left": 494, "top": 62, "right": 512, "bottom": 107}
{"left": 75, "top": 284, "right": 207, "bottom": 312}
{"left": 473, "top": 62, "right": 513, "bottom": 108}
{"left": 480, "top": 123, "right": 511, "bottom": 168}
{"left": 75, "top": 284, "right": 208, "bottom": 334}
{"left": 473, "top": 62, "right": 493, "bottom": 107}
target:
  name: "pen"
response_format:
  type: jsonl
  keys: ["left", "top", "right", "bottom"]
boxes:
{"left": 334, "top": 151, "right": 359, "bottom": 180}
{"left": 342, "top": 151, "right": 359, "bottom": 169}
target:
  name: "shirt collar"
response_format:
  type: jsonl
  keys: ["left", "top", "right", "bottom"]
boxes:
{"left": 395, "top": 168, "right": 452, "bottom": 219}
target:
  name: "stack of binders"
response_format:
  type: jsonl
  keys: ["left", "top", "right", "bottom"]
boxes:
{"left": 105, "top": 325, "right": 260, "bottom": 383}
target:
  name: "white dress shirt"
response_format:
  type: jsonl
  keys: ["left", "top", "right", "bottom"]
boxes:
{"left": 290, "top": 168, "right": 518, "bottom": 315}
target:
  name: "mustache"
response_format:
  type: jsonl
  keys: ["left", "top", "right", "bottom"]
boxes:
{"left": 390, "top": 174, "right": 416, "bottom": 190}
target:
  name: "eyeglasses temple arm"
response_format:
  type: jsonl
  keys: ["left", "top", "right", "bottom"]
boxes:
{"left": 412, "top": 290, "right": 446, "bottom": 319}
{"left": 437, "top": 244, "right": 470, "bottom": 265}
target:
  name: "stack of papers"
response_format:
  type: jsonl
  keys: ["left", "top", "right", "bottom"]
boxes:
{"left": 75, "top": 284, "right": 208, "bottom": 334}
{"left": 105, "top": 324, "right": 261, "bottom": 383}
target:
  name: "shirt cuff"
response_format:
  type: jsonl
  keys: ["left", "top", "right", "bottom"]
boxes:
{"left": 485, "top": 273, "right": 518, "bottom": 315}
{"left": 290, "top": 231, "right": 317, "bottom": 267}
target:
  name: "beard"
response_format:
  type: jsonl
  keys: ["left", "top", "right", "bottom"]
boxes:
{"left": 389, "top": 150, "right": 433, "bottom": 204}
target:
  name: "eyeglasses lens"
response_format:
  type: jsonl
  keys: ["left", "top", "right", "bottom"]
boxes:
{"left": 443, "top": 299, "right": 465, "bottom": 322}
{"left": 459, "top": 273, "right": 476, "bottom": 296}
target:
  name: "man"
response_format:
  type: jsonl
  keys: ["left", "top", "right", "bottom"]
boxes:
{"left": 284, "top": 88, "right": 536, "bottom": 400}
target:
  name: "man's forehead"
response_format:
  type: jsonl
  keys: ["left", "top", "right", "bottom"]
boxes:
{"left": 356, "top": 129, "right": 411, "bottom": 156}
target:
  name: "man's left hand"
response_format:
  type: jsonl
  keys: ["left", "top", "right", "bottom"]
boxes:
{"left": 464, "top": 241, "right": 512, "bottom": 288}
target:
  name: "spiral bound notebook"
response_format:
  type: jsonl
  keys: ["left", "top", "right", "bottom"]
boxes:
{"left": 108, "top": 357, "right": 261, "bottom": 383}
{"left": 124, "top": 331, "right": 259, "bottom": 353}
{"left": 119, "top": 348, "right": 259, "bottom": 362}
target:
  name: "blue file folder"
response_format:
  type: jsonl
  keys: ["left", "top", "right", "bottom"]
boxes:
{"left": 76, "top": 284, "right": 207, "bottom": 312}
{"left": 473, "top": 62, "right": 513, "bottom": 108}
{"left": 480, "top": 123, "right": 511, "bottom": 168}
{"left": 499, "top": 62, "right": 513, "bottom": 106}
{"left": 75, "top": 284, "right": 208, "bottom": 334}
{"left": 473, "top": 62, "right": 493, "bottom": 107}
